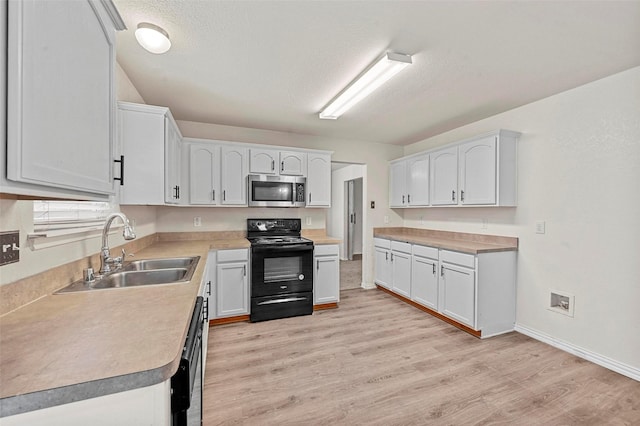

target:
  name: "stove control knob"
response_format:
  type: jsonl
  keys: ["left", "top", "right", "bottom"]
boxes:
{"left": 298, "top": 274, "right": 304, "bottom": 280}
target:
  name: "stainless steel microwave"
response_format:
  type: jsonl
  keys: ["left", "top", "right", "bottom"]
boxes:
{"left": 248, "top": 175, "right": 306, "bottom": 207}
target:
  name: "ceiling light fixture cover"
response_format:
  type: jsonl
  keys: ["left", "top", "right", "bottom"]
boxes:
{"left": 319, "top": 52, "right": 412, "bottom": 120}
{"left": 135, "top": 22, "right": 171, "bottom": 54}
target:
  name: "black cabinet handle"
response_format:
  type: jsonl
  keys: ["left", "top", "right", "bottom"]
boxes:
{"left": 223, "top": 190, "right": 226, "bottom": 201}
{"left": 441, "top": 265, "right": 445, "bottom": 276}
{"left": 212, "top": 189, "right": 215, "bottom": 201}
{"left": 113, "top": 155, "right": 124, "bottom": 186}
{"left": 281, "top": 161, "right": 284, "bottom": 172}
{"left": 206, "top": 280, "right": 211, "bottom": 295}
{"left": 402, "top": 195, "right": 405, "bottom": 204}
{"left": 452, "top": 190, "right": 456, "bottom": 202}
{"left": 432, "top": 263, "right": 436, "bottom": 275}
{"left": 177, "top": 186, "right": 180, "bottom": 199}
{"left": 408, "top": 194, "right": 411, "bottom": 203}
{"left": 461, "top": 190, "right": 465, "bottom": 202}
{"left": 271, "top": 159, "right": 275, "bottom": 171}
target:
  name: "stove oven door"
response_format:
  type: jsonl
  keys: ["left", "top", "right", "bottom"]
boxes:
{"left": 251, "top": 244, "right": 313, "bottom": 297}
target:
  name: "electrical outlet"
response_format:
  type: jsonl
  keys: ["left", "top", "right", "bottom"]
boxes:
{"left": 535, "top": 221, "right": 546, "bottom": 234}
{"left": 419, "top": 215, "right": 424, "bottom": 225}
{"left": 193, "top": 217, "right": 201, "bottom": 227}
{"left": 305, "top": 216, "right": 312, "bottom": 226}
{"left": 481, "top": 219, "right": 488, "bottom": 229}
{"left": 384, "top": 215, "right": 389, "bottom": 224}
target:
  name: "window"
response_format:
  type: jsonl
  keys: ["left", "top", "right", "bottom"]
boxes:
{"left": 33, "top": 201, "right": 114, "bottom": 234}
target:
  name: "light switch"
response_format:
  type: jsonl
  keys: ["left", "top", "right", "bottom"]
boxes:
{"left": 535, "top": 221, "right": 546, "bottom": 234}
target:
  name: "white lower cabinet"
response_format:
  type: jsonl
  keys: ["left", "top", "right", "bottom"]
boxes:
{"left": 440, "top": 259, "right": 476, "bottom": 328}
{"left": 211, "top": 249, "right": 249, "bottom": 318}
{"left": 410, "top": 245, "right": 439, "bottom": 310}
{"left": 313, "top": 244, "right": 340, "bottom": 305}
{"left": 374, "top": 238, "right": 392, "bottom": 289}
{"left": 375, "top": 238, "right": 517, "bottom": 338}
{"left": 390, "top": 241, "right": 412, "bottom": 298}
{"left": 1, "top": 380, "right": 172, "bottom": 426}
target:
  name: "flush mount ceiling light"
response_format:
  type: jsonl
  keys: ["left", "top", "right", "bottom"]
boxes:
{"left": 319, "top": 52, "right": 412, "bottom": 120}
{"left": 135, "top": 22, "right": 171, "bottom": 54}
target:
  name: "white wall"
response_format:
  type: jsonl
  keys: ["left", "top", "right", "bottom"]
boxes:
{"left": 402, "top": 66, "right": 640, "bottom": 372}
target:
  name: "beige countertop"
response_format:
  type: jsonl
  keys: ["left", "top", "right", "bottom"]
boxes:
{"left": 302, "top": 230, "right": 341, "bottom": 245}
{"left": 374, "top": 227, "right": 518, "bottom": 254}
{"left": 0, "top": 239, "right": 216, "bottom": 417}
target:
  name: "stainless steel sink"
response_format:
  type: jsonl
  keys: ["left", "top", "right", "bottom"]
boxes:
{"left": 122, "top": 257, "right": 196, "bottom": 271}
{"left": 55, "top": 256, "right": 200, "bottom": 293}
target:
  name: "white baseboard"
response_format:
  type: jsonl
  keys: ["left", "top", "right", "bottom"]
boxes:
{"left": 515, "top": 323, "right": 640, "bottom": 382}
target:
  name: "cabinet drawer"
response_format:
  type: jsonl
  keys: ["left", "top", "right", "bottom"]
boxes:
{"left": 441, "top": 250, "right": 475, "bottom": 268}
{"left": 315, "top": 244, "right": 339, "bottom": 256}
{"left": 390, "top": 240, "right": 411, "bottom": 254}
{"left": 217, "top": 249, "right": 249, "bottom": 262}
{"left": 374, "top": 238, "right": 391, "bottom": 249}
{"left": 412, "top": 244, "right": 438, "bottom": 259}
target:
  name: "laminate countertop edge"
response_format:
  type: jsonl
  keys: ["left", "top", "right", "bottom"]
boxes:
{"left": 374, "top": 228, "right": 518, "bottom": 254}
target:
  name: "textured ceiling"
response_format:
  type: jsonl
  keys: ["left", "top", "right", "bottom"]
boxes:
{"left": 113, "top": 0, "right": 640, "bottom": 146}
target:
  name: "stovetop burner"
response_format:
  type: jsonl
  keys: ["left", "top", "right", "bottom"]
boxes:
{"left": 249, "top": 236, "right": 313, "bottom": 246}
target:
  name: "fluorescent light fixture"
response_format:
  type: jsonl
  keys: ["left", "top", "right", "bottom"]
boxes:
{"left": 135, "top": 22, "right": 171, "bottom": 54}
{"left": 319, "top": 52, "right": 412, "bottom": 120}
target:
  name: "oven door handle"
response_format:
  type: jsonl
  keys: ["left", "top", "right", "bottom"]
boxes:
{"left": 258, "top": 297, "right": 308, "bottom": 305}
{"left": 252, "top": 244, "right": 313, "bottom": 253}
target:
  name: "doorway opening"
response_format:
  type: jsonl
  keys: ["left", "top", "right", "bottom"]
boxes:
{"left": 328, "top": 162, "right": 365, "bottom": 291}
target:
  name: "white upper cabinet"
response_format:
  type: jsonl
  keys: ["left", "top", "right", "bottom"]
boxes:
{"left": 220, "top": 146, "right": 248, "bottom": 205}
{"left": 389, "top": 161, "right": 407, "bottom": 207}
{"left": 3, "top": 0, "right": 125, "bottom": 199}
{"left": 279, "top": 151, "right": 307, "bottom": 176}
{"left": 306, "top": 153, "right": 331, "bottom": 207}
{"left": 430, "top": 146, "right": 459, "bottom": 206}
{"left": 392, "top": 130, "right": 519, "bottom": 208}
{"left": 189, "top": 143, "right": 221, "bottom": 205}
{"left": 118, "top": 102, "right": 183, "bottom": 205}
{"left": 458, "top": 135, "right": 497, "bottom": 205}
{"left": 407, "top": 154, "right": 430, "bottom": 206}
{"left": 249, "top": 148, "right": 279, "bottom": 175}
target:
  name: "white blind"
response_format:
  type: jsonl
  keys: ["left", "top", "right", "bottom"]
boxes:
{"left": 33, "top": 201, "right": 114, "bottom": 232}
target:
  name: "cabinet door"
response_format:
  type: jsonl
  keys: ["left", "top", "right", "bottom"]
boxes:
{"left": 118, "top": 106, "right": 166, "bottom": 205}
{"left": 391, "top": 250, "right": 412, "bottom": 298}
{"left": 164, "top": 117, "right": 182, "bottom": 204}
{"left": 249, "top": 148, "right": 278, "bottom": 174}
{"left": 430, "top": 146, "right": 458, "bottom": 205}
{"left": 307, "top": 153, "right": 331, "bottom": 207}
{"left": 411, "top": 255, "right": 438, "bottom": 310}
{"left": 389, "top": 161, "right": 407, "bottom": 207}
{"left": 407, "top": 154, "right": 429, "bottom": 206}
{"left": 280, "top": 151, "right": 307, "bottom": 176}
{"left": 459, "top": 136, "right": 497, "bottom": 205}
{"left": 220, "top": 146, "right": 247, "bottom": 205}
{"left": 314, "top": 255, "right": 340, "bottom": 304}
{"left": 374, "top": 247, "right": 392, "bottom": 289}
{"left": 216, "top": 262, "right": 249, "bottom": 317}
{"left": 440, "top": 263, "right": 475, "bottom": 328}
{"left": 189, "top": 143, "right": 220, "bottom": 205}
{"left": 6, "top": 0, "right": 117, "bottom": 196}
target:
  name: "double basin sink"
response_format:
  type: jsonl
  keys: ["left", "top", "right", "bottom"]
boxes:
{"left": 56, "top": 256, "right": 200, "bottom": 293}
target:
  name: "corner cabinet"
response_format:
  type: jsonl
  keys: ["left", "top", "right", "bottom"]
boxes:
{"left": 117, "top": 102, "right": 183, "bottom": 205}
{"left": 391, "top": 130, "right": 520, "bottom": 208}
{"left": 313, "top": 244, "right": 340, "bottom": 306}
{"left": 306, "top": 153, "right": 332, "bottom": 207}
{"left": 2, "top": 0, "right": 125, "bottom": 200}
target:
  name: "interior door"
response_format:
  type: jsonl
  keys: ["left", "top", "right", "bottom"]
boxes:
{"left": 347, "top": 180, "right": 356, "bottom": 260}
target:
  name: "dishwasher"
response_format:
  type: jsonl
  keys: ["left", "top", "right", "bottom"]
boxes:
{"left": 171, "top": 296, "right": 204, "bottom": 426}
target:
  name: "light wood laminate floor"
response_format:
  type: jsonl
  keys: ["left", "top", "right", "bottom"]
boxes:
{"left": 203, "top": 289, "right": 640, "bottom": 425}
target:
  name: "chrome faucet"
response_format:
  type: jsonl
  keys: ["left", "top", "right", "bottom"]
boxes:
{"left": 100, "top": 212, "right": 136, "bottom": 274}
